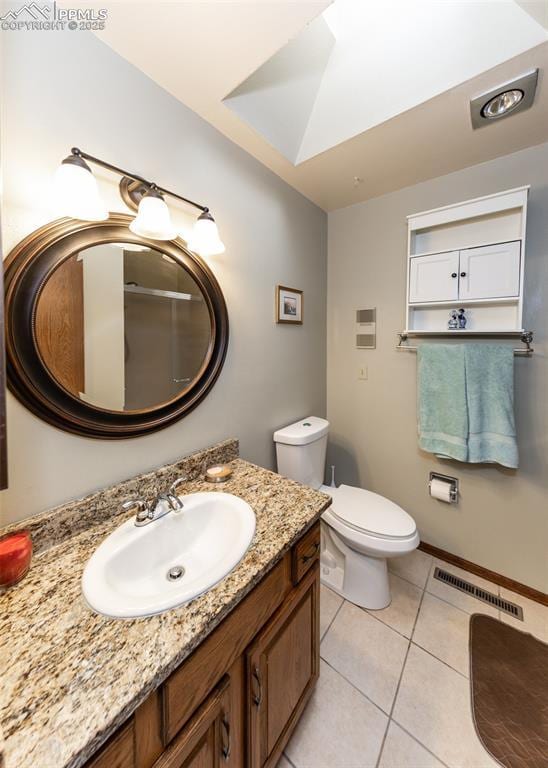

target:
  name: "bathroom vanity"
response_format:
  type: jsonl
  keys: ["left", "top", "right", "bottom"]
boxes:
{"left": 0, "top": 440, "right": 329, "bottom": 768}
{"left": 87, "top": 522, "right": 321, "bottom": 768}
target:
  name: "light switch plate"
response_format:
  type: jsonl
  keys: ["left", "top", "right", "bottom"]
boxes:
{"left": 358, "top": 366, "right": 368, "bottom": 380}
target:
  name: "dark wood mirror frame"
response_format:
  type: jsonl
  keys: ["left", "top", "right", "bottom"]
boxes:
{"left": 0, "top": 210, "right": 8, "bottom": 488}
{"left": 4, "top": 214, "right": 229, "bottom": 439}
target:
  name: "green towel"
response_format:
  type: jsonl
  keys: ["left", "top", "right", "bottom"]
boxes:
{"left": 417, "top": 343, "right": 518, "bottom": 468}
{"left": 465, "top": 344, "right": 518, "bottom": 468}
{"left": 417, "top": 344, "right": 468, "bottom": 462}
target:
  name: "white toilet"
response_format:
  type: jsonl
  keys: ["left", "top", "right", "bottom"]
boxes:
{"left": 274, "top": 416, "right": 419, "bottom": 610}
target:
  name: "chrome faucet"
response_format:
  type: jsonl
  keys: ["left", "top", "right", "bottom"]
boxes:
{"left": 121, "top": 490, "right": 184, "bottom": 528}
{"left": 170, "top": 477, "right": 189, "bottom": 496}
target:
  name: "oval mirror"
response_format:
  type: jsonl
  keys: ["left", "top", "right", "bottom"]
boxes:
{"left": 5, "top": 216, "right": 228, "bottom": 438}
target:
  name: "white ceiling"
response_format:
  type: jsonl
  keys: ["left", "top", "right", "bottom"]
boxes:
{"left": 224, "top": 0, "right": 546, "bottom": 165}
{"left": 223, "top": 14, "right": 335, "bottom": 164}
{"left": 88, "top": 0, "right": 548, "bottom": 211}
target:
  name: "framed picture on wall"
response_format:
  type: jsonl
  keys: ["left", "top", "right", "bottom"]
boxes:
{"left": 276, "top": 285, "right": 303, "bottom": 325}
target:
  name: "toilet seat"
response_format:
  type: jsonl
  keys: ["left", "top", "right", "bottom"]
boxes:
{"left": 320, "top": 484, "right": 417, "bottom": 540}
{"left": 320, "top": 483, "right": 420, "bottom": 606}
{"left": 322, "top": 507, "right": 419, "bottom": 559}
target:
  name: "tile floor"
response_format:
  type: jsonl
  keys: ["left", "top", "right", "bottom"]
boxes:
{"left": 278, "top": 550, "right": 548, "bottom": 768}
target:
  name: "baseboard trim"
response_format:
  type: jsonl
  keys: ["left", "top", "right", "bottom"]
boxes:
{"left": 418, "top": 542, "right": 548, "bottom": 608}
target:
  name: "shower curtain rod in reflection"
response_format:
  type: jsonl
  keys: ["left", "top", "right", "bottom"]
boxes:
{"left": 123, "top": 284, "right": 203, "bottom": 301}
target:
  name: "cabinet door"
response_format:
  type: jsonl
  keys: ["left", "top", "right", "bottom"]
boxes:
{"left": 153, "top": 678, "right": 232, "bottom": 768}
{"left": 409, "top": 251, "right": 459, "bottom": 303}
{"left": 459, "top": 241, "right": 520, "bottom": 300}
{"left": 86, "top": 722, "right": 135, "bottom": 768}
{"left": 247, "top": 564, "right": 319, "bottom": 768}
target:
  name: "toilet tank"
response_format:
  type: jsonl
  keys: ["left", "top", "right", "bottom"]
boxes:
{"left": 273, "top": 417, "right": 329, "bottom": 490}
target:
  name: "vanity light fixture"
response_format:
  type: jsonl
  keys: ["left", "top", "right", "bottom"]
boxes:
{"left": 187, "top": 211, "right": 226, "bottom": 257}
{"left": 53, "top": 153, "right": 108, "bottom": 222}
{"left": 53, "top": 148, "right": 225, "bottom": 255}
{"left": 128, "top": 187, "right": 178, "bottom": 241}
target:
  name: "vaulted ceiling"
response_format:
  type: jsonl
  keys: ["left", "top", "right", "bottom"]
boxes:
{"left": 87, "top": 0, "right": 548, "bottom": 211}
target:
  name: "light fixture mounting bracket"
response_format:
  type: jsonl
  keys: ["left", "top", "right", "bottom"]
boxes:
{"left": 119, "top": 176, "right": 150, "bottom": 212}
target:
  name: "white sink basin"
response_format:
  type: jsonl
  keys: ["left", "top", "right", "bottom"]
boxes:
{"left": 82, "top": 492, "right": 256, "bottom": 618}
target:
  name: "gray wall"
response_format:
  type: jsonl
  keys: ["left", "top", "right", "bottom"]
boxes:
{"left": 328, "top": 143, "right": 548, "bottom": 593}
{"left": 0, "top": 27, "right": 327, "bottom": 525}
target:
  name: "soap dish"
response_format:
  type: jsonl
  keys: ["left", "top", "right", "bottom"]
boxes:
{"left": 205, "top": 464, "right": 233, "bottom": 483}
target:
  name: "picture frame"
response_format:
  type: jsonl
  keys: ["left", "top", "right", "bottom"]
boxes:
{"left": 276, "top": 285, "right": 303, "bottom": 325}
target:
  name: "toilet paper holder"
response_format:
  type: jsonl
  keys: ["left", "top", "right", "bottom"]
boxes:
{"left": 429, "top": 472, "right": 459, "bottom": 503}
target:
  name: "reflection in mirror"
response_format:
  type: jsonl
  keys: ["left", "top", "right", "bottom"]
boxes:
{"left": 35, "top": 244, "right": 212, "bottom": 412}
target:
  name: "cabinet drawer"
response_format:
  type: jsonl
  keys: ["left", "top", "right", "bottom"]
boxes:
{"left": 86, "top": 722, "right": 134, "bottom": 768}
{"left": 292, "top": 522, "right": 320, "bottom": 584}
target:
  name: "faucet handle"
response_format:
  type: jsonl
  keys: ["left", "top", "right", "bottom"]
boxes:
{"left": 121, "top": 498, "right": 147, "bottom": 513}
{"left": 121, "top": 498, "right": 150, "bottom": 526}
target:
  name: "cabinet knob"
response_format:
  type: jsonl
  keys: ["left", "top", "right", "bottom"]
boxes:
{"left": 460, "top": 272, "right": 466, "bottom": 277}
{"left": 451, "top": 273, "right": 457, "bottom": 278}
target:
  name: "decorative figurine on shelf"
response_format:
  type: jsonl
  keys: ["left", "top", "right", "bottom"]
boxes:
{"left": 448, "top": 310, "right": 458, "bottom": 330}
{"left": 457, "top": 308, "right": 467, "bottom": 329}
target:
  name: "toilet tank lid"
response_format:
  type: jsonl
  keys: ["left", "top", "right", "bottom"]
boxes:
{"left": 273, "top": 417, "right": 329, "bottom": 446}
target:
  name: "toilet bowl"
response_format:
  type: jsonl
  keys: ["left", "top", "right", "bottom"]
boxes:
{"left": 273, "top": 416, "right": 419, "bottom": 610}
{"left": 319, "top": 483, "right": 419, "bottom": 609}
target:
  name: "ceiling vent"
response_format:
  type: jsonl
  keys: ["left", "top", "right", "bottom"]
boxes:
{"left": 470, "top": 69, "right": 539, "bottom": 129}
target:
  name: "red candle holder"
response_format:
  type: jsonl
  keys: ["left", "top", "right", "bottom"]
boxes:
{"left": 0, "top": 530, "right": 33, "bottom": 590}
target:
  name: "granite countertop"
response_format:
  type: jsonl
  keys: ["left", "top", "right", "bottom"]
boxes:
{"left": 0, "top": 447, "right": 330, "bottom": 768}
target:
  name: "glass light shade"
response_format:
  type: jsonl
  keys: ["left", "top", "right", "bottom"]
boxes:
{"left": 129, "top": 192, "right": 177, "bottom": 240}
{"left": 481, "top": 89, "right": 524, "bottom": 119}
{"left": 187, "top": 212, "right": 225, "bottom": 257}
{"left": 53, "top": 160, "right": 108, "bottom": 221}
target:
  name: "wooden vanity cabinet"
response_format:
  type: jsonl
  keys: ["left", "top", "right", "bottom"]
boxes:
{"left": 246, "top": 565, "right": 319, "bottom": 768}
{"left": 152, "top": 676, "right": 233, "bottom": 768}
{"left": 291, "top": 522, "right": 320, "bottom": 584}
{"left": 86, "top": 522, "right": 320, "bottom": 768}
{"left": 87, "top": 722, "right": 135, "bottom": 768}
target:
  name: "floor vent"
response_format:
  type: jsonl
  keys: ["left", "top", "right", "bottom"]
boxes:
{"left": 433, "top": 567, "right": 524, "bottom": 620}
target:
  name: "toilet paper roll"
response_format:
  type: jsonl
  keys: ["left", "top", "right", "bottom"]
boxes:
{"left": 430, "top": 477, "right": 453, "bottom": 502}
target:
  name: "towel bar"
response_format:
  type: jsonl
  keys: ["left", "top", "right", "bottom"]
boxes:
{"left": 396, "top": 330, "right": 534, "bottom": 356}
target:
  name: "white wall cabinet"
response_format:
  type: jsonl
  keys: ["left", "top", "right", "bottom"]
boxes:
{"left": 409, "top": 251, "right": 459, "bottom": 303}
{"left": 409, "top": 241, "right": 521, "bottom": 305}
{"left": 459, "top": 241, "right": 520, "bottom": 301}
{"left": 405, "top": 187, "right": 528, "bottom": 333}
